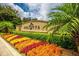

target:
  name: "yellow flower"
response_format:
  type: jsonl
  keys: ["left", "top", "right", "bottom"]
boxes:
{"left": 7, "top": 35, "right": 18, "bottom": 41}
{"left": 10, "top": 37, "right": 30, "bottom": 45}
{"left": 3, "top": 34, "right": 14, "bottom": 39}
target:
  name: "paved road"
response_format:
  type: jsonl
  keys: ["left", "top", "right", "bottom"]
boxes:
{"left": 0, "top": 36, "right": 21, "bottom": 56}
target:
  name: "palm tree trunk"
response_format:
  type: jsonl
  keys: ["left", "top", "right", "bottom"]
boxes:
{"left": 75, "top": 37, "right": 79, "bottom": 52}
{"left": 4, "top": 27, "right": 8, "bottom": 33}
{"left": 73, "top": 34, "right": 79, "bottom": 52}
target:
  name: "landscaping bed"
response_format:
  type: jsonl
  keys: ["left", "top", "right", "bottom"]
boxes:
{"left": 1, "top": 33, "right": 79, "bottom": 56}
{"left": 13, "top": 31, "right": 77, "bottom": 51}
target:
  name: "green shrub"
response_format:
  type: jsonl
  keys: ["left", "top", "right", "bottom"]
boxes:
{"left": 49, "top": 33, "right": 77, "bottom": 51}
{"left": 13, "top": 31, "right": 48, "bottom": 41}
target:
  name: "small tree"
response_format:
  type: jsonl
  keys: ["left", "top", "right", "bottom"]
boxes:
{"left": 0, "top": 5, "right": 22, "bottom": 29}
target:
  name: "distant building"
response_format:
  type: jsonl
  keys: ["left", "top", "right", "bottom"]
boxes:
{"left": 16, "top": 20, "right": 48, "bottom": 33}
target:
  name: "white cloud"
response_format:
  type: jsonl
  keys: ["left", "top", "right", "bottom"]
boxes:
{"left": 39, "top": 4, "right": 49, "bottom": 20}
{"left": 38, "top": 3, "right": 61, "bottom": 20}
{"left": 27, "top": 3, "right": 41, "bottom": 17}
{"left": 27, "top": 3, "right": 53, "bottom": 21}
{"left": 27, "top": 3, "right": 49, "bottom": 20}
{"left": 14, "top": 5, "right": 28, "bottom": 18}
{"left": 8, "top": 4, "right": 29, "bottom": 19}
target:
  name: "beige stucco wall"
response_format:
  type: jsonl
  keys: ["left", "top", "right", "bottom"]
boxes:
{"left": 16, "top": 25, "right": 21, "bottom": 31}
{"left": 16, "top": 21, "right": 48, "bottom": 33}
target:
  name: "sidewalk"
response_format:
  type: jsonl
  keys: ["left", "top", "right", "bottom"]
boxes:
{"left": 0, "top": 36, "right": 21, "bottom": 56}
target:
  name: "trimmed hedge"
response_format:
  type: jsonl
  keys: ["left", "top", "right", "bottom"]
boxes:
{"left": 13, "top": 31, "right": 48, "bottom": 41}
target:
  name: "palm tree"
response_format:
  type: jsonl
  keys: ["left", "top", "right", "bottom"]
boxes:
{"left": 45, "top": 3, "right": 79, "bottom": 52}
{"left": 0, "top": 21, "right": 14, "bottom": 33}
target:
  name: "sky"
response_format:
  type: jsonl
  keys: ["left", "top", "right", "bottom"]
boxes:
{"left": 0, "top": 3, "right": 61, "bottom": 21}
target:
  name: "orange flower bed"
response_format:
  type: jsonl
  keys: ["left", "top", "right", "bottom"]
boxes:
{"left": 27, "top": 44, "right": 62, "bottom": 56}
{"left": 1, "top": 34, "right": 63, "bottom": 56}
